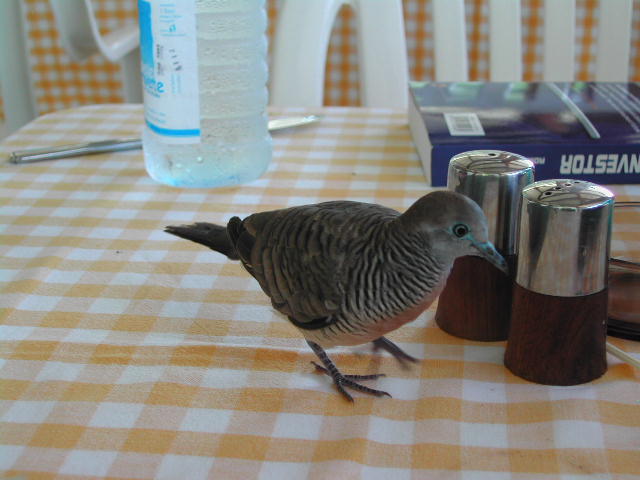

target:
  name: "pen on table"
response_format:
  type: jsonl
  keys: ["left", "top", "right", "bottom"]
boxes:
{"left": 8, "top": 115, "right": 320, "bottom": 165}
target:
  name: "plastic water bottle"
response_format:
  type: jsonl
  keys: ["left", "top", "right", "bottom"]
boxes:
{"left": 138, "top": 0, "right": 272, "bottom": 188}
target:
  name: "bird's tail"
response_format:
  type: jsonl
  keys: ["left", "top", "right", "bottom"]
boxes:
{"left": 165, "top": 222, "right": 240, "bottom": 260}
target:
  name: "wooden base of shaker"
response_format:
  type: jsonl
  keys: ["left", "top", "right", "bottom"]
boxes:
{"left": 435, "top": 255, "right": 515, "bottom": 341}
{"left": 504, "top": 285, "right": 608, "bottom": 385}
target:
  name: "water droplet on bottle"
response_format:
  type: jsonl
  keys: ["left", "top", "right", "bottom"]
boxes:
{"left": 196, "top": 156, "right": 204, "bottom": 163}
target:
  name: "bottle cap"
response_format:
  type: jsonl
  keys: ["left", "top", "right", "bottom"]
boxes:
{"left": 515, "top": 179, "right": 614, "bottom": 297}
{"left": 447, "top": 150, "right": 535, "bottom": 255}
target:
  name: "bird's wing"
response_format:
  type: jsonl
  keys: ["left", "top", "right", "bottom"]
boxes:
{"left": 230, "top": 201, "right": 398, "bottom": 326}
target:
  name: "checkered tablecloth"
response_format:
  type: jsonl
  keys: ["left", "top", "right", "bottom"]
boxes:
{"left": 1, "top": 105, "right": 639, "bottom": 479}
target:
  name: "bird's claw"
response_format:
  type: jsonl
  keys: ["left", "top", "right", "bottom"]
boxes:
{"left": 311, "top": 361, "right": 391, "bottom": 402}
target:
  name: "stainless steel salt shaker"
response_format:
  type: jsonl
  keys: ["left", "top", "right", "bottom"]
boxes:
{"left": 504, "top": 179, "right": 614, "bottom": 385}
{"left": 435, "top": 150, "right": 535, "bottom": 340}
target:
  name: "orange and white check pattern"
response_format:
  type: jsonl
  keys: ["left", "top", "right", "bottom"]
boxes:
{"left": 1, "top": 105, "right": 639, "bottom": 478}
{"left": 3, "top": 0, "right": 640, "bottom": 122}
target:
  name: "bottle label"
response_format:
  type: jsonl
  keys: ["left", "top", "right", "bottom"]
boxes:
{"left": 139, "top": 0, "right": 200, "bottom": 144}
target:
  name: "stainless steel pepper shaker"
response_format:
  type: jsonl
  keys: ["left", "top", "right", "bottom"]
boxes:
{"left": 435, "top": 150, "right": 535, "bottom": 340}
{"left": 504, "top": 179, "right": 614, "bottom": 385}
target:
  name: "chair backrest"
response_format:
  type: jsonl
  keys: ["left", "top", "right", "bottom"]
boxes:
{"left": 49, "top": 0, "right": 142, "bottom": 103}
{"left": 47, "top": 0, "right": 411, "bottom": 109}
{"left": 0, "top": 0, "right": 142, "bottom": 138}
{"left": 0, "top": 0, "right": 36, "bottom": 137}
{"left": 270, "top": 0, "right": 409, "bottom": 109}
{"left": 2, "top": 0, "right": 634, "bottom": 138}
{"left": 432, "top": 0, "right": 634, "bottom": 82}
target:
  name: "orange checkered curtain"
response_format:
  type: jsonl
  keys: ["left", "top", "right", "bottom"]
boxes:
{"left": 2, "top": 0, "right": 640, "bottom": 120}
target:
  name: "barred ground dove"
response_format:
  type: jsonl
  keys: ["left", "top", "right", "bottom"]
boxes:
{"left": 166, "top": 191, "right": 507, "bottom": 401}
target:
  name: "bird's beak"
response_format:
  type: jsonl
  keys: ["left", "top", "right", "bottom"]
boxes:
{"left": 471, "top": 240, "right": 509, "bottom": 274}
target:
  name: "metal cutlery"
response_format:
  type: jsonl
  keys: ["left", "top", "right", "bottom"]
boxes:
{"left": 8, "top": 115, "right": 320, "bottom": 164}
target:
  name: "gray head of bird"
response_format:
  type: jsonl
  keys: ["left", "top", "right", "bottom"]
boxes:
{"left": 399, "top": 190, "right": 508, "bottom": 274}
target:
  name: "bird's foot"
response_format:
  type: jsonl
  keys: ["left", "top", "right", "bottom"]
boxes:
{"left": 307, "top": 341, "right": 391, "bottom": 402}
{"left": 372, "top": 337, "right": 419, "bottom": 369}
{"left": 311, "top": 361, "right": 386, "bottom": 381}
{"left": 311, "top": 362, "right": 391, "bottom": 402}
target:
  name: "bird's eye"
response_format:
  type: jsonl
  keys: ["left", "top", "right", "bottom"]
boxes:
{"left": 453, "top": 223, "right": 469, "bottom": 238}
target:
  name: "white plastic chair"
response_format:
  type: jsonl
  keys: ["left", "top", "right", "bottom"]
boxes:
{"left": 2, "top": 0, "right": 634, "bottom": 138}
{"left": 431, "top": 0, "right": 634, "bottom": 82}
{"left": 52, "top": 0, "right": 411, "bottom": 109}
{"left": 49, "top": 0, "right": 142, "bottom": 103}
{"left": 270, "top": 0, "right": 409, "bottom": 109}
{"left": 49, "top": 0, "right": 410, "bottom": 109}
{"left": 0, "top": 0, "right": 141, "bottom": 138}
{"left": 0, "top": 0, "right": 37, "bottom": 137}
